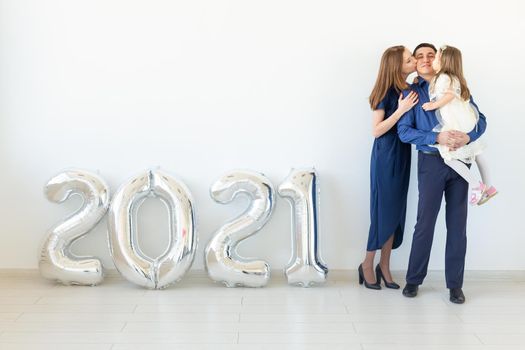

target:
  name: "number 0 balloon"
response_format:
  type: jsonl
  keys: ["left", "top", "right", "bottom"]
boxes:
{"left": 107, "top": 169, "right": 197, "bottom": 289}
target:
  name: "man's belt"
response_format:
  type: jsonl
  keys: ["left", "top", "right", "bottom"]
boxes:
{"left": 420, "top": 150, "right": 440, "bottom": 156}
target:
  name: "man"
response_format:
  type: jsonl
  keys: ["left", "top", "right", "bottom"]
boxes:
{"left": 397, "top": 43, "right": 487, "bottom": 304}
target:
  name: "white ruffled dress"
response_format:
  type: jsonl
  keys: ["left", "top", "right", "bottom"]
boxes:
{"left": 430, "top": 74, "right": 485, "bottom": 163}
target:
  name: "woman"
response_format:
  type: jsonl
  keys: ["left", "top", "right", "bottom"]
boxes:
{"left": 358, "top": 46, "right": 417, "bottom": 289}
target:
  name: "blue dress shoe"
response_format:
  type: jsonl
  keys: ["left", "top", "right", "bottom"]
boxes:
{"left": 402, "top": 283, "right": 418, "bottom": 297}
{"left": 449, "top": 288, "right": 465, "bottom": 304}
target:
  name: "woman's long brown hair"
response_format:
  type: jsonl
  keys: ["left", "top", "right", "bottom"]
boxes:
{"left": 432, "top": 45, "right": 471, "bottom": 101}
{"left": 369, "top": 46, "right": 409, "bottom": 110}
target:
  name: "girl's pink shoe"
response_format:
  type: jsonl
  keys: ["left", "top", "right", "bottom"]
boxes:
{"left": 469, "top": 182, "right": 486, "bottom": 206}
{"left": 477, "top": 186, "right": 498, "bottom": 205}
{"left": 470, "top": 192, "right": 481, "bottom": 205}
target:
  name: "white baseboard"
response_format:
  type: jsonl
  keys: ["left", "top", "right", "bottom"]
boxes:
{"left": 1, "top": 268, "right": 524, "bottom": 281}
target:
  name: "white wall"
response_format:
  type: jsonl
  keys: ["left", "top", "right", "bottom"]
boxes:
{"left": 1, "top": 0, "right": 523, "bottom": 271}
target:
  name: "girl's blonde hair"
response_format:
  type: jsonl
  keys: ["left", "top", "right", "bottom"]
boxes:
{"left": 369, "top": 46, "right": 410, "bottom": 110}
{"left": 432, "top": 45, "right": 471, "bottom": 101}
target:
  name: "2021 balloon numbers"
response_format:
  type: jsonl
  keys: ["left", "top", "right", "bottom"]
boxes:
{"left": 40, "top": 168, "right": 327, "bottom": 289}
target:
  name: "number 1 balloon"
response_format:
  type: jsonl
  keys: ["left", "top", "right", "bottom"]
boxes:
{"left": 278, "top": 168, "right": 328, "bottom": 287}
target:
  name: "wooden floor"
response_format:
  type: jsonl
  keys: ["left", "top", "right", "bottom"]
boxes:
{"left": 0, "top": 270, "right": 524, "bottom": 350}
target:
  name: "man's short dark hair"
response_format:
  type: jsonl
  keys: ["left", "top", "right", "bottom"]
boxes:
{"left": 413, "top": 43, "right": 437, "bottom": 55}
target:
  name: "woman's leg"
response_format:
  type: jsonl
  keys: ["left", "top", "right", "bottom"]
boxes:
{"left": 379, "top": 234, "right": 395, "bottom": 282}
{"left": 361, "top": 250, "right": 377, "bottom": 283}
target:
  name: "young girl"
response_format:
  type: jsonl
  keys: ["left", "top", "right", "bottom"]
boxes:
{"left": 422, "top": 45, "right": 497, "bottom": 205}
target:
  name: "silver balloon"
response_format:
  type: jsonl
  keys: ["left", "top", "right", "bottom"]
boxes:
{"left": 108, "top": 169, "right": 196, "bottom": 289}
{"left": 278, "top": 168, "right": 328, "bottom": 287}
{"left": 39, "top": 169, "right": 110, "bottom": 286}
{"left": 205, "top": 170, "right": 275, "bottom": 287}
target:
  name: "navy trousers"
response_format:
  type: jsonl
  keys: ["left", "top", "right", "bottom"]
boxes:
{"left": 406, "top": 152, "right": 469, "bottom": 289}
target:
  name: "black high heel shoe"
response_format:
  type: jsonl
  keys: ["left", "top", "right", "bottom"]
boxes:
{"left": 375, "top": 264, "right": 400, "bottom": 289}
{"left": 358, "top": 264, "right": 381, "bottom": 290}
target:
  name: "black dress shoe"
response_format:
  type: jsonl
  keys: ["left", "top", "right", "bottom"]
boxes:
{"left": 358, "top": 264, "right": 381, "bottom": 290}
{"left": 375, "top": 264, "right": 400, "bottom": 289}
{"left": 402, "top": 283, "right": 418, "bottom": 297}
{"left": 449, "top": 288, "right": 466, "bottom": 304}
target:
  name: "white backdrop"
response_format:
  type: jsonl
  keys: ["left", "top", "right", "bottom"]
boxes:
{"left": 1, "top": 0, "right": 523, "bottom": 271}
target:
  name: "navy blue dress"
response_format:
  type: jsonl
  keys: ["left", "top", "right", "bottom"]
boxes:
{"left": 367, "top": 87, "right": 411, "bottom": 251}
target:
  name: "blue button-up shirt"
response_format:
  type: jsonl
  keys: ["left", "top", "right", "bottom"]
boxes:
{"left": 397, "top": 76, "right": 487, "bottom": 152}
